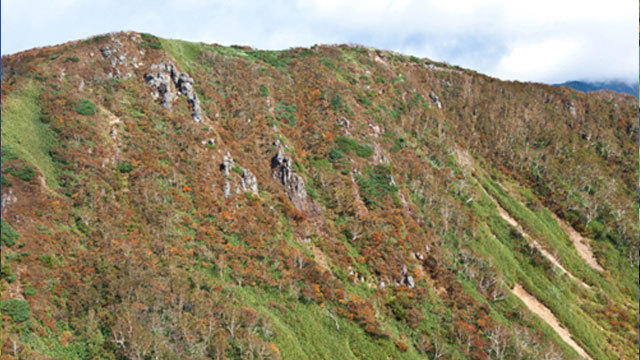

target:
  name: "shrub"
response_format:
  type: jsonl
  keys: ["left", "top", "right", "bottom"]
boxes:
{"left": 91, "top": 35, "right": 107, "bottom": 42}
{"left": 231, "top": 165, "right": 244, "bottom": 175}
{"left": 12, "top": 166, "right": 36, "bottom": 181}
{"left": 356, "top": 165, "right": 398, "bottom": 208}
{"left": 334, "top": 137, "right": 374, "bottom": 158}
{"left": 1, "top": 175, "right": 11, "bottom": 187}
{"left": 1, "top": 299, "right": 31, "bottom": 322}
{"left": 1, "top": 263, "right": 16, "bottom": 282}
{"left": 1, "top": 218, "right": 19, "bottom": 247}
{"left": 275, "top": 102, "right": 297, "bottom": 126}
{"left": 64, "top": 56, "right": 80, "bottom": 63}
{"left": 73, "top": 99, "right": 98, "bottom": 115}
{"left": 2, "top": 165, "right": 36, "bottom": 182}
{"left": 38, "top": 254, "right": 57, "bottom": 268}
{"left": 357, "top": 95, "right": 371, "bottom": 108}
{"left": 117, "top": 161, "right": 133, "bottom": 173}
{"left": 394, "top": 340, "right": 409, "bottom": 352}
{"left": 2, "top": 145, "right": 19, "bottom": 163}
{"left": 328, "top": 148, "right": 344, "bottom": 162}
{"left": 24, "top": 286, "right": 36, "bottom": 296}
{"left": 259, "top": 84, "right": 269, "bottom": 97}
{"left": 139, "top": 33, "right": 163, "bottom": 50}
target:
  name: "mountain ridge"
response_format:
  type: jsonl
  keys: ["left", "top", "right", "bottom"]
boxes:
{"left": 1, "top": 31, "right": 638, "bottom": 360}
{"left": 553, "top": 80, "right": 639, "bottom": 97}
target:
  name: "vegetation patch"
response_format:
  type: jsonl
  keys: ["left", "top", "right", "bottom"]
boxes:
{"left": 1, "top": 299, "right": 31, "bottom": 323}
{"left": 3, "top": 165, "right": 37, "bottom": 182}
{"left": 138, "top": 33, "right": 163, "bottom": 50}
{"left": 0, "top": 82, "right": 59, "bottom": 187}
{"left": 73, "top": 99, "right": 98, "bottom": 115}
{"left": 333, "top": 136, "right": 374, "bottom": 158}
{"left": 356, "top": 164, "right": 398, "bottom": 208}
{"left": 117, "top": 161, "right": 133, "bottom": 173}
{"left": 275, "top": 102, "right": 297, "bottom": 126}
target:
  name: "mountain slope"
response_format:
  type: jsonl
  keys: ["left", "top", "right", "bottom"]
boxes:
{"left": 1, "top": 32, "right": 638, "bottom": 360}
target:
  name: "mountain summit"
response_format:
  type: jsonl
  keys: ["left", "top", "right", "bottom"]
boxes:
{"left": 1, "top": 32, "right": 638, "bottom": 359}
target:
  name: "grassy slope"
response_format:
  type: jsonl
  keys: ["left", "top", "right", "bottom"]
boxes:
{"left": 1, "top": 81, "right": 58, "bottom": 187}
{"left": 469, "top": 172, "right": 635, "bottom": 360}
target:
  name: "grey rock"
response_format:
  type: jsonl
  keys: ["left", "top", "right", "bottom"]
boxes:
{"left": 337, "top": 117, "right": 350, "bottom": 128}
{"left": 271, "top": 148, "right": 308, "bottom": 210}
{"left": 220, "top": 153, "right": 234, "bottom": 176}
{"left": 145, "top": 71, "right": 175, "bottom": 109}
{"left": 100, "top": 46, "right": 112, "bottom": 58}
{"left": 192, "top": 107, "right": 204, "bottom": 123}
{"left": 241, "top": 168, "right": 259, "bottom": 194}
{"left": 223, "top": 180, "right": 231, "bottom": 198}
{"left": 1, "top": 189, "right": 17, "bottom": 214}
{"left": 429, "top": 91, "right": 442, "bottom": 109}
{"left": 145, "top": 62, "right": 207, "bottom": 122}
{"left": 404, "top": 275, "right": 415, "bottom": 289}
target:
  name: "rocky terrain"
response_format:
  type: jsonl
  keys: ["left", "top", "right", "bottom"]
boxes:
{"left": 1, "top": 32, "right": 638, "bottom": 359}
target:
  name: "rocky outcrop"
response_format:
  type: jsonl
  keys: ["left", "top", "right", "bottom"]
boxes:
{"left": 100, "top": 46, "right": 113, "bottom": 59}
{"left": 145, "top": 71, "right": 176, "bottom": 109}
{"left": 271, "top": 148, "right": 308, "bottom": 211}
{"left": 220, "top": 153, "right": 234, "bottom": 176}
{"left": 241, "top": 169, "right": 259, "bottom": 194}
{"left": 145, "top": 62, "right": 204, "bottom": 122}
{"left": 428, "top": 91, "right": 442, "bottom": 109}
{"left": 175, "top": 72, "right": 204, "bottom": 123}
{"left": 400, "top": 265, "right": 415, "bottom": 289}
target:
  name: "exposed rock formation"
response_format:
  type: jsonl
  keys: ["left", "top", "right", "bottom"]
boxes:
{"left": 241, "top": 168, "right": 259, "bottom": 194}
{"left": 145, "top": 62, "right": 204, "bottom": 122}
{"left": 429, "top": 91, "right": 442, "bottom": 109}
{"left": 271, "top": 147, "right": 309, "bottom": 211}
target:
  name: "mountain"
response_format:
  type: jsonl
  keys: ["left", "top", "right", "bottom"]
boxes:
{"left": 554, "top": 80, "right": 639, "bottom": 96}
{"left": 1, "top": 32, "right": 638, "bottom": 359}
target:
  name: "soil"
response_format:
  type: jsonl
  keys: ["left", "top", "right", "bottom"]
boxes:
{"left": 512, "top": 284, "right": 592, "bottom": 360}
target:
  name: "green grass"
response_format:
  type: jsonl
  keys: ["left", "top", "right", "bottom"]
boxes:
{"left": 231, "top": 286, "right": 423, "bottom": 360}
{"left": 1, "top": 82, "right": 59, "bottom": 187}
{"left": 73, "top": 99, "right": 97, "bottom": 115}
{"left": 159, "top": 37, "right": 208, "bottom": 73}
{"left": 466, "top": 173, "right": 621, "bottom": 360}
{"left": 138, "top": 33, "right": 163, "bottom": 50}
{"left": 355, "top": 164, "right": 398, "bottom": 209}
{"left": 334, "top": 136, "right": 374, "bottom": 158}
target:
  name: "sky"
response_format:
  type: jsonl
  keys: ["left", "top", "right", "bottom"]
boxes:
{"left": 1, "top": 0, "right": 638, "bottom": 84}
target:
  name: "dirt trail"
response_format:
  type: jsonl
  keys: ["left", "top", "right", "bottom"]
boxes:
{"left": 454, "top": 149, "right": 591, "bottom": 287}
{"left": 512, "top": 284, "right": 593, "bottom": 360}
{"left": 480, "top": 186, "right": 590, "bottom": 288}
{"left": 550, "top": 213, "right": 603, "bottom": 272}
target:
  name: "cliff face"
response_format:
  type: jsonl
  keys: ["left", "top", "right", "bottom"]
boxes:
{"left": 1, "top": 32, "right": 638, "bottom": 359}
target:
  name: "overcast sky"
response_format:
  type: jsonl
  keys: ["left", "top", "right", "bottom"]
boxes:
{"left": 1, "top": 0, "right": 637, "bottom": 84}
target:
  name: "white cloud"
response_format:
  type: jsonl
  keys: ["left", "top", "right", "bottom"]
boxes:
{"left": 495, "top": 39, "right": 583, "bottom": 82}
{"left": 1, "top": 0, "right": 637, "bottom": 84}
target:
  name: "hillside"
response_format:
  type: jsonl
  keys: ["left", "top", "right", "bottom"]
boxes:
{"left": 1, "top": 32, "right": 638, "bottom": 360}
{"left": 553, "top": 81, "right": 639, "bottom": 97}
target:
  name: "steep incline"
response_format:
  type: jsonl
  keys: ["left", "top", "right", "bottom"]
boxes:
{"left": 1, "top": 32, "right": 637, "bottom": 360}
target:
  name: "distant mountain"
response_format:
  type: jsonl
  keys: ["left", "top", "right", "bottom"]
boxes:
{"left": 554, "top": 80, "right": 639, "bottom": 96}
